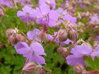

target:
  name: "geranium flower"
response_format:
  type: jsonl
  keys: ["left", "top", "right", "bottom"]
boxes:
{"left": 17, "top": 5, "right": 36, "bottom": 22}
{"left": 90, "top": 15, "right": 99, "bottom": 24}
{"left": 15, "top": 42, "right": 46, "bottom": 64}
{"left": 91, "top": 45, "right": 99, "bottom": 59}
{"left": 35, "top": 4, "right": 58, "bottom": 27}
{"left": 39, "top": 0, "right": 56, "bottom": 9}
{"left": 27, "top": 29, "right": 41, "bottom": 42}
{"left": 0, "top": 0, "right": 13, "bottom": 8}
{"left": 66, "top": 45, "right": 92, "bottom": 66}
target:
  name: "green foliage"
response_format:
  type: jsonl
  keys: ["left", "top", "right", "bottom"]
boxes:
{"left": 85, "top": 56, "right": 99, "bottom": 70}
{"left": 44, "top": 42, "right": 68, "bottom": 74}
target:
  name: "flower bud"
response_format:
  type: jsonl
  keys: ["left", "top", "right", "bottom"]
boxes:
{"left": 36, "top": 65, "right": 46, "bottom": 74}
{"left": 74, "top": 64, "right": 85, "bottom": 74}
{"left": 46, "top": 1, "right": 50, "bottom": 5}
{"left": 58, "top": 29, "right": 68, "bottom": 42}
{"left": 82, "top": 42, "right": 91, "bottom": 47}
{"left": 68, "top": 29, "right": 78, "bottom": 40}
{"left": 22, "top": 62, "right": 37, "bottom": 72}
{"left": 8, "top": 35, "right": 17, "bottom": 45}
{"left": 57, "top": 47, "right": 69, "bottom": 58}
{"left": 57, "top": 47, "right": 64, "bottom": 53}
{"left": 8, "top": 34, "right": 24, "bottom": 45}
{"left": 16, "top": 34, "right": 25, "bottom": 41}
{"left": 94, "top": 41, "right": 99, "bottom": 47}
{"left": 23, "top": 63, "right": 47, "bottom": 74}
{"left": 54, "top": 24, "right": 62, "bottom": 30}
{"left": 39, "top": 30, "right": 47, "bottom": 42}
{"left": 6, "top": 28, "right": 18, "bottom": 36}
{"left": 82, "top": 70, "right": 99, "bottom": 74}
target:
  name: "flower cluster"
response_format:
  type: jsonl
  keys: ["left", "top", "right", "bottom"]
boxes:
{"left": 17, "top": 0, "right": 77, "bottom": 27}
{"left": 3, "top": 0, "right": 99, "bottom": 73}
{"left": 0, "top": 0, "right": 30, "bottom": 8}
{"left": 66, "top": 45, "right": 99, "bottom": 66}
{"left": 15, "top": 42, "right": 46, "bottom": 64}
{"left": 6, "top": 28, "right": 46, "bottom": 65}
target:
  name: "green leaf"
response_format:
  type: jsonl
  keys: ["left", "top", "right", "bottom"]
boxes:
{"left": 68, "top": 66, "right": 75, "bottom": 74}
{"left": 84, "top": 56, "right": 97, "bottom": 70}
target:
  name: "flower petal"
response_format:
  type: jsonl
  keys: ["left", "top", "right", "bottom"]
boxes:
{"left": 66, "top": 55, "right": 85, "bottom": 66}
{"left": 71, "top": 45, "right": 92, "bottom": 57}
{"left": 30, "top": 42, "right": 46, "bottom": 56}
{"left": 27, "top": 29, "right": 40, "bottom": 41}
{"left": 31, "top": 55, "right": 46, "bottom": 64}
{"left": 14, "top": 42, "right": 29, "bottom": 55}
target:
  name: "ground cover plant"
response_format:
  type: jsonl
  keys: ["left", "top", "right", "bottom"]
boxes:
{"left": 0, "top": 0, "right": 99, "bottom": 74}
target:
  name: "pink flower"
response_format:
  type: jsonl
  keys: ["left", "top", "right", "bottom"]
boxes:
{"left": 15, "top": 42, "right": 46, "bottom": 64}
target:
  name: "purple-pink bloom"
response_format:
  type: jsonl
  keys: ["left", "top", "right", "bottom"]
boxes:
{"left": 35, "top": 4, "right": 58, "bottom": 27}
{"left": 95, "top": 36, "right": 99, "bottom": 41}
{"left": 15, "top": 42, "right": 46, "bottom": 64}
{"left": 0, "top": 0, "right": 13, "bottom": 8}
{"left": 35, "top": 4, "right": 50, "bottom": 26}
{"left": 91, "top": 45, "right": 99, "bottom": 59}
{"left": 56, "top": 8, "right": 64, "bottom": 15}
{"left": 47, "top": 33, "right": 72, "bottom": 46}
{"left": 20, "top": 0, "right": 27, "bottom": 3}
{"left": 71, "top": 45, "right": 92, "bottom": 57}
{"left": 63, "top": 14, "right": 77, "bottom": 23}
{"left": 17, "top": 5, "right": 36, "bottom": 22}
{"left": 48, "top": 10, "right": 58, "bottom": 27}
{"left": 47, "top": 34, "right": 53, "bottom": 41}
{"left": 66, "top": 55, "right": 85, "bottom": 66}
{"left": 95, "top": 45, "right": 99, "bottom": 51}
{"left": 90, "top": 15, "right": 99, "bottom": 24}
{"left": 27, "top": 29, "right": 41, "bottom": 42}
{"left": 56, "top": 8, "right": 76, "bottom": 24}
{"left": 60, "top": 39, "right": 72, "bottom": 46}
{"left": 39, "top": 0, "right": 56, "bottom": 9}
{"left": 66, "top": 45, "right": 92, "bottom": 66}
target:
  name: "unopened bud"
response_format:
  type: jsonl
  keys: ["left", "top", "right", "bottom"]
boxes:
{"left": 40, "top": 30, "right": 47, "bottom": 42}
{"left": 46, "top": 1, "right": 50, "bottom": 5}
{"left": 57, "top": 47, "right": 69, "bottom": 58}
{"left": 57, "top": 47, "right": 64, "bottom": 53}
{"left": 94, "top": 41, "right": 99, "bottom": 47}
{"left": 23, "top": 63, "right": 47, "bottom": 74}
{"left": 82, "top": 70, "right": 99, "bottom": 74}
{"left": 36, "top": 65, "right": 46, "bottom": 74}
{"left": 74, "top": 64, "right": 85, "bottom": 74}
{"left": 8, "top": 35, "right": 17, "bottom": 45}
{"left": 22, "top": 62, "right": 37, "bottom": 72}
{"left": 82, "top": 42, "right": 91, "bottom": 47}
{"left": 8, "top": 34, "right": 24, "bottom": 45}
{"left": 58, "top": 29, "right": 68, "bottom": 41}
{"left": 16, "top": 34, "right": 24, "bottom": 41}
{"left": 6, "top": 28, "right": 18, "bottom": 36}
{"left": 54, "top": 24, "right": 62, "bottom": 30}
{"left": 68, "top": 29, "right": 78, "bottom": 40}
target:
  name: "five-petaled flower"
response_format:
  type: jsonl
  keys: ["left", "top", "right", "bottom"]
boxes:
{"left": 15, "top": 42, "right": 46, "bottom": 64}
